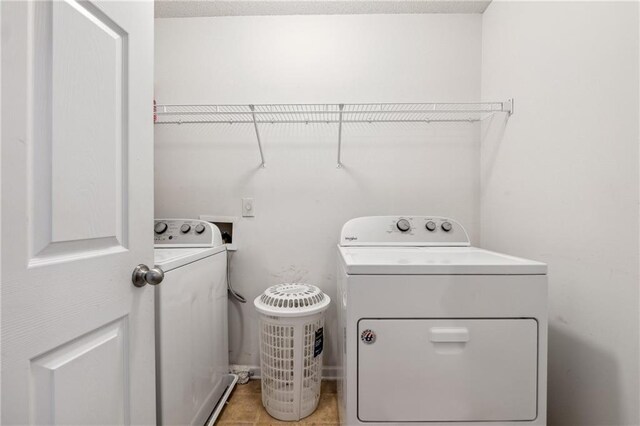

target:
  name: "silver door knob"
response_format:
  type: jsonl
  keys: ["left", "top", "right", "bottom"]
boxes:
{"left": 132, "top": 264, "right": 164, "bottom": 287}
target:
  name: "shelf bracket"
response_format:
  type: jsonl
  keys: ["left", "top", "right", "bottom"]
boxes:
{"left": 249, "top": 105, "right": 266, "bottom": 168}
{"left": 337, "top": 104, "right": 344, "bottom": 168}
{"left": 505, "top": 98, "right": 514, "bottom": 116}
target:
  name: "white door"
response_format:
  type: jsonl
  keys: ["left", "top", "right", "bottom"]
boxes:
{"left": 1, "top": 0, "right": 155, "bottom": 424}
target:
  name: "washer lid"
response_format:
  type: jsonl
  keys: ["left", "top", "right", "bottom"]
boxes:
{"left": 339, "top": 246, "right": 547, "bottom": 275}
{"left": 154, "top": 246, "right": 225, "bottom": 271}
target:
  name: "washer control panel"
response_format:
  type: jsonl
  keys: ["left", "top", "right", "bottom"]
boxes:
{"left": 340, "top": 216, "right": 470, "bottom": 247}
{"left": 154, "top": 219, "right": 222, "bottom": 248}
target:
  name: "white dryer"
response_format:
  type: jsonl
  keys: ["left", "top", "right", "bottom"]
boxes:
{"left": 337, "top": 216, "right": 547, "bottom": 426}
{"left": 154, "top": 219, "right": 236, "bottom": 426}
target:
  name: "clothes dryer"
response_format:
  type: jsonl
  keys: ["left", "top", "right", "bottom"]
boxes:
{"left": 337, "top": 216, "right": 547, "bottom": 426}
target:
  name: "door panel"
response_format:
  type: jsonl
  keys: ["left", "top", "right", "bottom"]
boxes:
{"left": 358, "top": 319, "right": 538, "bottom": 422}
{"left": 49, "top": 0, "right": 126, "bottom": 245}
{"left": 30, "top": 0, "right": 129, "bottom": 264}
{"left": 2, "top": 0, "right": 155, "bottom": 424}
{"left": 31, "top": 319, "right": 129, "bottom": 425}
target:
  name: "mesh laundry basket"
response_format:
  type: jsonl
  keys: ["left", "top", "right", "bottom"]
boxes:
{"left": 254, "top": 283, "right": 331, "bottom": 421}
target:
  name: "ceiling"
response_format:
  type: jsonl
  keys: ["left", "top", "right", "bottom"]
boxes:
{"left": 154, "top": 0, "right": 493, "bottom": 18}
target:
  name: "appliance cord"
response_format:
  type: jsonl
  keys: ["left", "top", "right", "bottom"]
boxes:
{"left": 227, "top": 251, "right": 247, "bottom": 303}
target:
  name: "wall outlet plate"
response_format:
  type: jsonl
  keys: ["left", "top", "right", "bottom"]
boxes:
{"left": 242, "top": 198, "right": 255, "bottom": 217}
{"left": 199, "top": 215, "right": 238, "bottom": 251}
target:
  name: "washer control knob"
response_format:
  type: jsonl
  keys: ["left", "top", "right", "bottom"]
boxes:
{"left": 180, "top": 224, "right": 191, "bottom": 233}
{"left": 396, "top": 219, "right": 411, "bottom": 232}
{"left": 154, "top": 222, "right": 168, "bottom": 235}
{"left": 195, "top": 224, "right": 206, "bottom": 234}
{"left": 425, "top": 221, "right": 437, "bottom": 232}
{"left": 441, "top": 221, "right": 453, "bottom": 232}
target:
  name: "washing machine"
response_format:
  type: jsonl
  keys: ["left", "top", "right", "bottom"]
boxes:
{"left": 154, "top": 219, "right": 236, "bottom": 426}
{"left": 336, "top": 216, "right": 547, "bottom": 426}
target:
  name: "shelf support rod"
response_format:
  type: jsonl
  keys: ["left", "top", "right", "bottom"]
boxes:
{"left": 337, "top": 104, "right": 344, "bottom": 168}
{"left": 249, "top": 105, "right": 266, "bottom": 168}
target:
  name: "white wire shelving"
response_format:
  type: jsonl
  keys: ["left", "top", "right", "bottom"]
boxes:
{"left": 154, "top": 100, "right": 513, "bottom": 168}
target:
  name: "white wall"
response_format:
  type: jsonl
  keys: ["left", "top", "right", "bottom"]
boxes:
{"left": 481, "top": 2, "right": 639, "bottom": 425}
{"left": 154, "top": 14, "right": 482, "bottom": 367}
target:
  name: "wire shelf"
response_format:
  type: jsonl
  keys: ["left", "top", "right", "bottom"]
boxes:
{"left": 155, "top": 102, "right": 510, "bottom": 125}
{"left": 154, "top": 101, "right": 513, "bottom": 167}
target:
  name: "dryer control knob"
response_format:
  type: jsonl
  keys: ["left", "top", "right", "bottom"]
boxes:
{"left": 425, "top": 221, "right": 437, "bottom": 231}
{"left": 195, "top": 224, "right": 206, "bottom": 234}
{"left": 180, "top": 224, "right": 191, "bottom": 233}
{"left": 396, "top": 219, "right": 411, "bottom": 232}
{"left": 154, "top": 222, "right": 168, "bottom": 235}
{"left": 441, "top": 221, "right": 452, "bottom": 232}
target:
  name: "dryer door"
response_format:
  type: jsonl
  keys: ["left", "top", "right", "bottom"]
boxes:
{"left": 357, "top": 319, "right": 538, "bottom": 422}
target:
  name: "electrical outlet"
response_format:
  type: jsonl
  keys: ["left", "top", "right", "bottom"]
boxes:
{"left": 242, "top": 198, "right": 255, "bottom": 217}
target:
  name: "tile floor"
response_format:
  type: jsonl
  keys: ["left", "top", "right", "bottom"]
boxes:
{"left": 216, "top": 380, "right": 339, "bottom": 425}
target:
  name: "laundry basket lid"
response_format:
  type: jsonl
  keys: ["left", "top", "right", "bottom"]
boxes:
{"left": 254, "top": 283, "right": 330, "bottom": 317}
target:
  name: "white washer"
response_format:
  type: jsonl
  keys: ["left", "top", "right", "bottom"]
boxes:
{"left": 154, "top": 219, "right": 236, "bottom": 426}
{"left": 337, "top": 216, "right": 548, "bottom": 426}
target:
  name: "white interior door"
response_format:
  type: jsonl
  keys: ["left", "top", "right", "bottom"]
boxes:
{"left": 1, "top": 0, "right": 155, "bottom": 424}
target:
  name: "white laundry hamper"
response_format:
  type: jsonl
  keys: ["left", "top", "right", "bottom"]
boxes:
{"left": 254, "top": 283, "right": 330, "bottom": 421}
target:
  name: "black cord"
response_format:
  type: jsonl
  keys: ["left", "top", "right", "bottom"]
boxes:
{"left": 227, "top": 251, "right": 247, "bottom": 303}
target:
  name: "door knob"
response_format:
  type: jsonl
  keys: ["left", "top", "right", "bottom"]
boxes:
{"left": 132, "top": 264, "right": 164, "bottom": 287}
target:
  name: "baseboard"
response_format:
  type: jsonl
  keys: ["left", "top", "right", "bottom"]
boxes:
{"left": 231, "top": 364, "right": 338, "bottom": 380}
{"left": 321, "top": 366, "right": 339, "bottom": 379}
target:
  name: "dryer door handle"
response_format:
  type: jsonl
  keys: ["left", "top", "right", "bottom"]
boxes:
{"left": 429, "top": 327, "right": 469, "bottom": 343}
